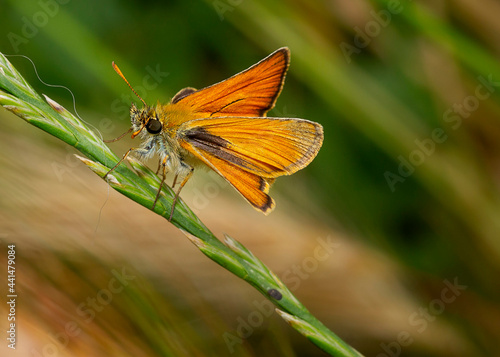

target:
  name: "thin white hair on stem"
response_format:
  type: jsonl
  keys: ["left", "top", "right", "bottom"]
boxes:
{"left": 5, "top": 54, "right": 116, "bottom": 237}
{"left": 5, "top": 54, "right": 105, "bottom": 142}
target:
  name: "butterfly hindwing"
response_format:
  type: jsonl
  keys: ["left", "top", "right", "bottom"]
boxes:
{"left": 180, "top": 139, "right": 275, "bottom": 213}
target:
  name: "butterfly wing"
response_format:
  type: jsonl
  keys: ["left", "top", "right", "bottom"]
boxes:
{"left": 186, "top": 149, "right": 276, "bottom": 213}
{"left": 171, "top": 48, "right": 290, "bottom": 118}
{"left": 178, "top": 116, "right": 323, "bottom": 213}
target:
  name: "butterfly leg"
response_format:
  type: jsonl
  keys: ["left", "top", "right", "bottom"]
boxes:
{"left": 171, "top": 174, "right": 179, "bottom": 188}
{"left": 155, "top": 157, "right": 163, "bottom": 175}
{"left": 169, "top": 163, "right": 194, "bottom": 221}
{"left": 104, "top": 146, "right": 152, "bottom": 181}
{"left": 152, "top": 154, "right": 169, "bottom": 211}
{"left": 104, "top": 148, "right": 135, "bottom": 181}
{"left": 103, "top": 128, "right": 132, "bottom": 143}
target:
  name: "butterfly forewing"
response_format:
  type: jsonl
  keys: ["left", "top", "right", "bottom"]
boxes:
{"left": 180, "top": 117, "right": 323, "bottom": 178}
{"left": 173, "top": 48, "right": 290, "bottom": 118}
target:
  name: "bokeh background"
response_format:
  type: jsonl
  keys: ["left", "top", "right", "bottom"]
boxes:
{"left": 1, "top": 0, "right": 500, "bottom": 356}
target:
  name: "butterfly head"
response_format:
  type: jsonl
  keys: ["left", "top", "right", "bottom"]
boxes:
{"left": 130, "top": 103, "right": 163, "bottom": 138}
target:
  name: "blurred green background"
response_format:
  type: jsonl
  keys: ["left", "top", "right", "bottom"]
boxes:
{"left": 1, "top": 0, "right": 500, "bottom": 356}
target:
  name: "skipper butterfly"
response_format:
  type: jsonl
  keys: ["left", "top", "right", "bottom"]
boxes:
{"left": 105, "top": 48, "right": 323, "bottom": 220}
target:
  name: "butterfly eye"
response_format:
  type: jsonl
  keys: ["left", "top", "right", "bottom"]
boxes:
{"left": 146, "top": 119, "right": 162, "bottom": 134}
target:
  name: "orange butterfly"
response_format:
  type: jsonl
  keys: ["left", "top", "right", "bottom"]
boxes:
{"left": 105, "top": 47, "right": 323, "bottom": 220}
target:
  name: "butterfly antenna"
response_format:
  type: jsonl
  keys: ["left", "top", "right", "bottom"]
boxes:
{"left": 112, "top": 62, "right": 147, "bottom": 107}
